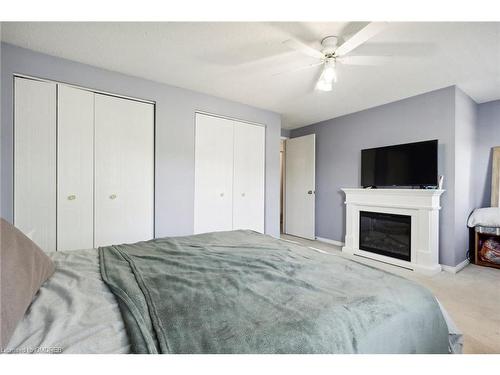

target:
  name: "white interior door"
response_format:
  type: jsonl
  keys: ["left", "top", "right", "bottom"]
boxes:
{"left": 285, "top": 134, "right": 315, "bottom": 239}
{"left": 194, "top": 113, "right": 234, "bottom": 234}
{"left": 57, "top": 85, "right": 95, "bottom": 251}
{"left": 94, "top": 94, "right": 154, "bottom": 247}
{"left": 233, "top": 122, "right": 265, "bottom": 233}
{"left": 14, "top": 77, "right": 57, "bottom": 252}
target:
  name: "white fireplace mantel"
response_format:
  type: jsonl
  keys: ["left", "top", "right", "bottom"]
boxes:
{"left": 342, "top": 188, "right": 445, "bottom": 274}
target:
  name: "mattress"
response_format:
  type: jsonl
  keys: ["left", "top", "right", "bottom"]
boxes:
{"left": 5, "top": 235, "right": 462, "bottom": 354}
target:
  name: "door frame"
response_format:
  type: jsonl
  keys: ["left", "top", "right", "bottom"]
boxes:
{"left": 13, "top": 73, "right": 155, "bottom": 104}
{"left": 280, "top": 136, "right": 288, "bottom": 235}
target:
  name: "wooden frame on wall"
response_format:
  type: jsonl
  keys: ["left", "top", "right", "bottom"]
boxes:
{"left": 491, "top": 147, "right": 500, "bottom": 207}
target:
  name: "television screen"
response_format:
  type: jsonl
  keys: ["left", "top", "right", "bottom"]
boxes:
{"left": 361, "top": 140, "right": 438, "bottom": 188}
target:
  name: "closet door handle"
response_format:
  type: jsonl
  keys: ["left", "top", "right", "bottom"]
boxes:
{"left": 241, "top": 193, "right": 246, "bottom": 197}
{"left": 109, "top": 194, "right": 117, "bottom": 200}
{"left": 220, "top": 193, "right": 224, "bottom": 197}
{"left": 67, "top": 194, "right": 76, "bottom": 201}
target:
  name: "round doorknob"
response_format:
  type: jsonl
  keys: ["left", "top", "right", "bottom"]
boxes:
{"left": 220, "top": 193, "right": 224, "bottom": 197}
{"left": 241, "top": 193, "right": 246, "bottom": 197}
{"left": 307, "top": 190, "right": 313, "bottom": 195}
{"left": 67, "top": 194, "right": 76, "bottom": 201}
{"left": 109, "top": 194, "right": 117, "bottom": 200}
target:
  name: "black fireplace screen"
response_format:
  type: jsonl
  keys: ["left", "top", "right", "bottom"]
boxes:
{"left": 359, "top": 211, "right": 411, "bottom": 261}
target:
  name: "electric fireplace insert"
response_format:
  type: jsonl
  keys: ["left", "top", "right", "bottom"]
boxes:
{"left": 359, "top": 211, "right": 411, "bottom": 261}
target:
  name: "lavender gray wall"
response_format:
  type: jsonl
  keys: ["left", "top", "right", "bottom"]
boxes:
{"left": 290, "top": 87, "right": 500, "bottom": 267}
{"left": 0, "top": 26, "right": 2, "bottom": 218}
{"left": 454, "top": 88, "right": 478, "bottom": 265}
{"left": 281, "top": 128, "right": 291, "bottom": 138}
{"left": 1, "top": 43, "right": 281, "bottom": 238}
{"left": 474, "top": 100, "right": 500, "bottom": 207}
{"left": 291, "top": 87, "right": 459, "bottom": 266}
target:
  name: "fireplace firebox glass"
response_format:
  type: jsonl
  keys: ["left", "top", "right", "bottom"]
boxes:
{"left": 359, "top": 211, "right": 411, "bottom": 261}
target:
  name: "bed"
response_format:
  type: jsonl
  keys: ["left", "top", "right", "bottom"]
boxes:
{"left": 5, "top": 230, "right": 462, "bottom": 354}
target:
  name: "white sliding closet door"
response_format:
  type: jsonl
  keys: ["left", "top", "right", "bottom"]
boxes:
{"left": 57, "top": 85, "right": 95, "bottom": 251}
{"left": 94, "top": 94, "right": 154, "bottom": 247}
{"left": 233, "top": 122, "right": 265, "bottom": 232}
{"left": 14, "top": 77, "right": 57, "bottom": 252}
{"left": 194, "top": 114, "right": 234, "bottom": 234}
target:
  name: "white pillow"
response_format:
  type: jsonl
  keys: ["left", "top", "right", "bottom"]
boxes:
{"left": 467, "top": 207, "right": 500, "bottom": 227}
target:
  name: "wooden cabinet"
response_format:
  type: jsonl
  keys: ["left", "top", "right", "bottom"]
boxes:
{"left": 94, "top": 94, "right": 154, "bottom": 247}
{"left": 194, "top": 113, "right": 265, "bottom": 234}
{"left": 14, "top": 76, "right": 154, "bottom": 252}
{"left": 475, "top": 228, "right": 500, "bottom": 269}
{"left": 14, "top": 78, "right": 57, "bottom": 252}
{"left": 194, "top": 114, "right": 234, "bottom": 234}
{"left": 57, "top": 85, "right": 95, "bottom": 251}
{"left": 232, "top": 121, "right": 265, "bottom": 233}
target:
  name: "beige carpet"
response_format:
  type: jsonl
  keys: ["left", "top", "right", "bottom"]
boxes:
{"left": 281, "top": 234, "right": 500, "bottom": 354}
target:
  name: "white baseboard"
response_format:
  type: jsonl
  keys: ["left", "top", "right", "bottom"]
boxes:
{"left": 315, "top": 236, "right": 345, "bottom": 247}
{"left": 442, "top": 258, "right": 470, "bottom": 274}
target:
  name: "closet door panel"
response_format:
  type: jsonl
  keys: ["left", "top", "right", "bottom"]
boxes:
{"left": 14, "top": 77, "right": 57, "bottom": 252}
{"left": 232, "top": 122, "right": 265, "bottom": 232}
{"left": 57, "top": 85, "right": 95, "bottom": 251}
{"left": 94, "top": 94, "right": 154, "bottom": 247}
{"left": 194, "top": 114, "right": 234, "bottom": 234}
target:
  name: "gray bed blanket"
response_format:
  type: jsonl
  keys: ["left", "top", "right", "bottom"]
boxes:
{"left": 99, "top": 230, "right": 449, "bottom": 354}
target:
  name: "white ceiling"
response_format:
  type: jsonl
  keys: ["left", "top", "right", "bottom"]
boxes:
{"left": 2, "top": 22, "right": 499, "bottom": 129}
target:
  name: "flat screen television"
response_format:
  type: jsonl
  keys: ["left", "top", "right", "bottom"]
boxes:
{"left": 361, "top": 140, "right": 438, "bottom": 188}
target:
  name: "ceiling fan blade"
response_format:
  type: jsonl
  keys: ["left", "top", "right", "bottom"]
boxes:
{"left": 337, "top": 55, "right": 392, "bottom": 66}
{"left": 283, "top": 39, "right": 325, "bottom": 60}
{"left": 272, "top": 61, "right": 324, "bottom": 77}
{"left": 348, "top": 42, "right": 437, "bottom": 57}
{"left": 335, "top": 22, "right": 389, "bottom": 57}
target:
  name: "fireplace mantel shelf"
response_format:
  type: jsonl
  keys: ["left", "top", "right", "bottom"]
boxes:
{"left": 342, "top": 188, "right": 445, "bottom": 275}
{"left": 342, "top": 188, "right": 445, "bottom": 196}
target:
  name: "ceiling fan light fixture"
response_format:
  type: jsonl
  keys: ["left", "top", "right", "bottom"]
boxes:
{"left": 282, "top": 22, "right": 389, "bottom": 94}
{"left": 315, "top": 79, "right": 334, "bottom": 92}
{"left": 316, "top": 59, "right": 337, "bottom": 92}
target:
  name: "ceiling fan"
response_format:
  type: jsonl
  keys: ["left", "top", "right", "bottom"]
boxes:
{"left": 282, "top": 22, "right": 389, "bottom": 92}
